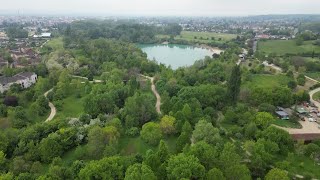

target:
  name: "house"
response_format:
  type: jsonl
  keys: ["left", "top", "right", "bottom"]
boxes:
{"left": 276, "top": 111, "right": 289, "bottom": 120}
{"left": 0, "top": 72, "right": 37, "bottom": 93}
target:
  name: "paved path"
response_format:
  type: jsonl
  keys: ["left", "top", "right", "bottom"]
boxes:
{"left": 44, "top": 89, "right": 56, "bottom": 122}
{"left": 71, "top": 75, "right": 103, "bottom": 83}
{"left": 262, "top": 61, "right": 283, "bottom": 72}
{"left": 140, "top": 75, "right": 161, "bottom": 114}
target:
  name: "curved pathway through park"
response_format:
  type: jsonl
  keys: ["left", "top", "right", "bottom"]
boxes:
{"left": 140, "top": 75, "right": 161, "bottom": 114}
{"left": 44, "top": 88, "right": 56, "bottom": 122}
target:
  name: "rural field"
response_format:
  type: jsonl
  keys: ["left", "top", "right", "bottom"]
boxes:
{"left": 258, "top": 40, "right": 320, "bottom": 55}
{"left": 157, "top": 31, "right": 237, "bottom": 43}
{"left": 243, "top": 74, "right": 292, "bottom": 89}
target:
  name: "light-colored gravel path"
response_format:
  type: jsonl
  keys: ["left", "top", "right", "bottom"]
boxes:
{"left": 140, "top": 75, "right": 161, "bottom": 114}
{"left": 44, "top": 89, "right": 56, "bottom": 122}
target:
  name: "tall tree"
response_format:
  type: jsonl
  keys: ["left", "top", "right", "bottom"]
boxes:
{"left": 265, "top": 168, "right": 289, "bottom": 180}
{"left": 124, "top": 163, "right": 156, "bottom": 180}
{"left": 227, "top": 65, "right": 241, "bottom": 104}
{"left": 166, "top": 153, "right": 205, "bottom": 180}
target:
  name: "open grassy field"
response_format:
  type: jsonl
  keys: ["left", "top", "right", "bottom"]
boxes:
{"left": 258, "top": 40, "right": 320, "bottom": 55}
{"left": 285, "top": 155, "right": 320, "bottom": 178}
{"left": 306, "top": 72, "right": 320, "bottom": 81}
{"left": 55, "top": 95, "right": 85, "bottom": 119}
{"left": 243, "top": 74, "right": 291, "bottom": 89}
{"left": 157, "top": 31, "right": 237, "bottom": 44}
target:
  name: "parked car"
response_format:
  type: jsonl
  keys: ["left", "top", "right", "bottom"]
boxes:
{"left": 309, "top": 118, "right": 315, "bottom": 122}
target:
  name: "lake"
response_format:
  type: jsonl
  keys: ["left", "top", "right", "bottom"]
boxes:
{"left": 138, "top": 44, "right": 214, "bottom": 69}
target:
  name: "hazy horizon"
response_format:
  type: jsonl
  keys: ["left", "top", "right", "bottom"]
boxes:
{"left": 0, "top": 0, "right": 320, "bottom": 17}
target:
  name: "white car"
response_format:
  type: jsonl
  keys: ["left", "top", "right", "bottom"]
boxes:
{"left": 309, "top": 118, "right": 315, "bottom": 122}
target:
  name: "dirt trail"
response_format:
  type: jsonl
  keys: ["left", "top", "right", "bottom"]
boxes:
{"left": 140, "top": 75, "right": 161, "bottom": 114}
{"left": 44, "top": 89, "right": 56, "bottom": 122}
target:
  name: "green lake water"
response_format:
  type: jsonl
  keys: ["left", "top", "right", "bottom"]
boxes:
{"left": 138, "top": 44, "right": 213, "bottom": 69}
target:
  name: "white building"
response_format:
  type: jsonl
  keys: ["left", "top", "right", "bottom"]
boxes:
{"left": 33, "top": 33, "right": 52, "bottom": 38}
{"left": 0, "top": 72, "right": 37, "bottom": 93}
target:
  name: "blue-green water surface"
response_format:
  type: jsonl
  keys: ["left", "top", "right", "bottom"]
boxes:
{"left": 138, "top": 44, "right": 213, "bottom": 69}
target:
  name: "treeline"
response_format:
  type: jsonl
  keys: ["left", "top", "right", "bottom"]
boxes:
{"left": 60, "top": 20, "right": 182, "bottom": 44}
{"left": 5, "top": 26, "right": 28, "bottom": 39}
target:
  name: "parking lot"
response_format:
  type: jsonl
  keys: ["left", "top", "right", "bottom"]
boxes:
{"left": 276, "top": 103, "right": 320, "bottom": 134}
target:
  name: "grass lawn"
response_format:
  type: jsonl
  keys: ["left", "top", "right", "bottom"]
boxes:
{"left": 273, "top": 119, "right": 302, "bottom": 129}
{"left": 243, "top": 74, "right": 291, "bottom": 89}
{"left": 258, "top": 40, "right": 320, "bottom": 55}
{"left": 157, "top": 31, "right": 237, "bottom": 44}
{"left": 119, "top": 136, "right": 177, "bottom": 155}
{"left": 54, "top": 83, "right": 87, "bottom": 119}
{"left": 286, "top": 155, "right": 320, "bottom": 178}
{"left": 306, "top": 72, "right": 320, "bottom": 81}
{"left": 55, "top": 95, "right": 85, "bottom": 119}
{"left": 312, "top": 91, "right": 320, "bottom": 101}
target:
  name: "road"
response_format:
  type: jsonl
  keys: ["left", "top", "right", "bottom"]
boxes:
{"left": 262, "top": 61, "right": 283, "bottom": 72}
{"left": 71, "top": 75, "right": 103, "bottom": 83}
{"left": 274, "top": 120, "right": 320, "bottom": 134}
{"left": 261, "top": 61, "right": 320, "bottom": 135}
{"left": 253, "top": 40, "right": 257, "bottom": 53}
{"left": 140, "top": 75, "right": 161, "bottom": 114}
{"left": 44, "top": 89, "right": 56, "bottom": 122}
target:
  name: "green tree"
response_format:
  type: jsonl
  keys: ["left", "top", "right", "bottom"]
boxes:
{"left": 244, "top": 122, "right": 258, "bottom": 139}
{"left": 160, "top": 115, "right": 176, "bottom": 135}
{"left": 176, "top": 121, "right": 192, "bottom": 152}
{"left": 188, "top": 141, "right": 218, "bottom": 170}
{"left": 297, "top": 74, "right": 306, "bottom": 86}
{"left": 87, "top": 126, "right": 120, "bottom": 159}
{"left": 254, "top": 112, "right": 275, "bottom": 129}
{"left": 35, "top": 96, "right": 49, "bottom": 116}
{"left": 0, "top": 151, "right": 6, "bottom": 172}
{"left": 157, "top": 140, "right": 169, "bottom": 163}
{"left": 78, "top": 156, "right": 124, "bottom": 179}
{"left": 265, "top": 168, "right": 289, "bottom": 180}
{"left": 0, "top": 105, "right": 8, "bottom": 117}
{"left": 206, "top": 168, "right": 225, "bottom": 180}
{"left": 122, "top": 93, "right": 158, "bottom": 127}
{"left": 287, "top": 80, "right": 297, "bottom": 89}
{"left": 39, "top": 135, "right": 63, "bottom": 163}
{"left": 140, "top": 122, "right": 162, "bottom": 146}
{"left": 124, "top": 163, "right": 156, "bottom": 180}
{"left": 227, "top": 65, "right": 241, "bottom": 104}
{"left": 262, "top": 126, "right": 293, "bottom": 155}
{"left": 12, "top": 106, "right": 29, "bottom": 128}
{"left": 192, "top": 120, "right": 221, "bottom": 145}
{"left": 166, "top": 153, "right": 205, "bottom": 180}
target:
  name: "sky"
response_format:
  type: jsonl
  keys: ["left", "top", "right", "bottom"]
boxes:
{"left": 0, "top": 0, "right": 319, "bottom": 16}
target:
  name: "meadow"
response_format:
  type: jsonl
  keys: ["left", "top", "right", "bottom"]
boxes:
{"left": 243, "top": 74, "right": 292, "bottom": 89}
{"left": 258, "top": 40, "right": 320, "bottom": 55}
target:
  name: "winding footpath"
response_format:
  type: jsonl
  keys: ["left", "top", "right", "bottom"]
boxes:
{"left": 44, "top": 89, "right": 56, "bottom": 122}
{"left": 71, "top": 75, "right": 103, "bottom": 83}
{"left": 140, "top": 75, "right": 161, "bottom": 114}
